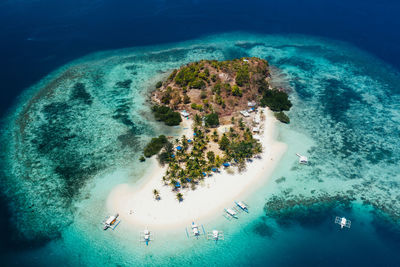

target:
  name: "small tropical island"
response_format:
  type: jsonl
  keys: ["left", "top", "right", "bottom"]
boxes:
{"left": 144, "top": 58, "right": 291, "bottom": 198}
{"left": 107, "top": 57, "right": 290, "bottom": 227}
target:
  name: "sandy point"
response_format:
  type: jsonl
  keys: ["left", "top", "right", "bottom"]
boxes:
{"left": 106, "top": 109, "right": 287, "bottom": 230}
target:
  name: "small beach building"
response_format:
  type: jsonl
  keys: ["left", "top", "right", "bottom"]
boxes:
{"left": 254, "top": 114, "right": 261, "bottom": 124}
{"left": 240, "top": 110, "right": 250, "bottom": 117}
{"left": 248, "top": 101, "right": 256, "bottom": 107}
{"left": 252, "top": 127, "right": 260, "bottom": 133}
{"left": 180, "top": 110, "right": 190, "bottom": 118}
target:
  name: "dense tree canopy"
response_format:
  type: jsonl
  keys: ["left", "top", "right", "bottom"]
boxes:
{"left": 152, "top": 105, "right": 182, "bottom": 126}
{"left": 260, "top": 89, "right": 292, "bottom": 112}
{"left": 205, "top": 113, "right": 219, "bottom": 127}
{"left": 144, "top": 135, "right": 169, "bottom": 157}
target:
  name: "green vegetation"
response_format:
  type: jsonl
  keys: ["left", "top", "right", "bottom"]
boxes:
{"left": 236, "top": 65, "right": 250, "bottom": 86}
{"left": 219, "top": 134, "right": 230, "bottom": 150}
{"left": 139, "top": 156, "right": 146, "bottom": 162}
{"left": 204, "top": 113, "right": 219, "bottom": 127}
{"left": 143, "top": 135, "right": 169, "bottom": 157}
{"left": 176, "top": 193, "right": 183, "bottom": 202}
{"left": 260, "top": 89, "right": 292, "bottom": 112}
{"left": 232, "top": 85, "right": 242, "bottom": 97}
{"left": 274, "top": 111, "right": 290, "bottom": 123}
{"left": 191, "top": 103, "right": 203, "bottom": 111}
{"left": 153, "top": 189, "right": 160, "bottom": 200}
{"left": 183, "top": 94, "right": 191, "bottom": 104}
{"left": 174, "top": 63, "right": 207, "bottom": 89}
{"left": 152, "top": 105, "right": 182, "bottom": 126}
{"left": 155, "top": 81, "right": 163, "bottom": 88}
{"left": 207, "top": 151, "right": 215, "bottom": 163}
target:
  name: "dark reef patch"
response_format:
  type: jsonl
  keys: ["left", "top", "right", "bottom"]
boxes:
{"left": 276, "top": 57, "right": 315, "bottom": 72}
{"left": 319, "top": 78, "right": 362, "bottom": 122}
{"left": 117, "top": 130, "right": 140, "bottom": 149}
{"left": 234, "top": 41, "right": 264, "bottom": 49}
{"left": 264, "top": 193, "right": 355, "bottom": 227}
{"left": 70, "top": 82, "right": 93, "bottom": 105}
{"left": 252, "top": 217, "right": 275, "bottom": 237}
{"left": 115, "top": 79, "right": 132, "bottom": 89}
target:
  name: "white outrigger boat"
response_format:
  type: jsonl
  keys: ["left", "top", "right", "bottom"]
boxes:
{"left": 207, "top": 230, "right": 224, "bottom": 242}
{"left": 235, "top": 201, "right": 249, "bottom": 213}
{"left": 140, "top": 228, "right": 153, "bottom": 246}
{"left": 185, "top": 221, "right": 206, "bottom": 238}
{"left": 296, "top": 153, "right": 308, "bottom": 164}
{"left": 335, "top": 216, "right": 351, "bottom": 229}
{"left": 103, "top": 214, "right": 120, "bottom": 230}
{"left": 225, "top": 208, "right": 238, "bottom": 219}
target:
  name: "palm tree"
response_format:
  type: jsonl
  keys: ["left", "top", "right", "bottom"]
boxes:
{"left": 176, "top": 192, "right": 183, "bottom": 202}
{"left": 194, "top": 114, "right": 202, "bottom": 126}
{"left": 153, "top": 189, "right": 160, "bottom": 200}
{"left": 212, "top": 130, "right": 219, "bottom": 142}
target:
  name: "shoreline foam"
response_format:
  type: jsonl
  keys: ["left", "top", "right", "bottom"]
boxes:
{"left": 106, "top": 108, "right": 287, "bottom": 229}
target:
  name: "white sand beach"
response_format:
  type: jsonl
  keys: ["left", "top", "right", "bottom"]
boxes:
{"left": 106, "top": 108, "right": 287, "bottom": 229}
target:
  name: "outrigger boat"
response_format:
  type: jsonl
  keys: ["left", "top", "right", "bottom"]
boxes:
{"left": 235, "top": 201, "right": 249, "bottom": 212}
{"left": 225, "top": 208, "right": 238, "bottom": 219}
{"left": 335, "top": 216, "right": 351, "bottom": 229}
{"left": 296, "top": 153, "right": 308, "bottom": 164}
{"left": 103, "top": 214, "right": 120, "bottom": 230}
{"left": 185, "top": 221, "right": 206, "bottom": 238}
{"left": 140, "top": 228, "right": 153, "bottom": 246}
{"left": 207, "top": 230, "right": 224, "bottom": 242}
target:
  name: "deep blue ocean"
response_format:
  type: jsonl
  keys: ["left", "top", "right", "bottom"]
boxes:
{"left": 0, "top": 1, "right": 400, "bottom": 266}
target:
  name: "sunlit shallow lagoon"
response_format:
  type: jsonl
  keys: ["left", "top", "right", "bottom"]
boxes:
{"left": 1, "top": 33, "right": 399, "bottom": 266}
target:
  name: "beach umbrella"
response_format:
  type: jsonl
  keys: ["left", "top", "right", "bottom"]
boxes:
{"left": 223, "top": 162, "right": 230, "bottom": 167}
{"left": 176, "top": 146, "right": 182, "bottom": 151}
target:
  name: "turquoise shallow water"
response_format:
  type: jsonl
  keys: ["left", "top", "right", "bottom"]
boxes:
{"left": 1, "top": 33, "right": 399, "bottom": 266}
